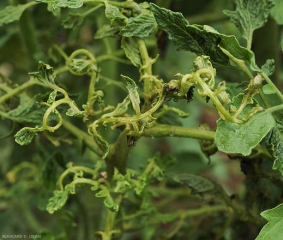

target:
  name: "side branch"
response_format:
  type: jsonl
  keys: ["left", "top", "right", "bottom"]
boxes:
{"left": 142, "top": 124, "right": 215, "bottom": 140}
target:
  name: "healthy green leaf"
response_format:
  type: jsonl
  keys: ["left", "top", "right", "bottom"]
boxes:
{"left": 150, "top": 3, "right": 257, "bottom": 68}
{"left": 215, "top": 94, "right": 276, "bottom": 155}
{"left": 121, "top": 75, "right": 141, "bottom": 115}
{"left": 120, "top": 13, "right": 157, "bottom": 38}
{"left": 265, "top": 124, "right": 283, "bottom": 174}
{"left": 29, "top": 61, "right": 56, "bottom": 86}
{"left": 223, "top": 0, "right": 274, "bottom": 44}
{"left": 14, "top": 127, "right": 39, "bottom": 145}
{"left": 270, "top": 0, "right": 283, "bottom": 25}
{"left": 46, "top": 190, "right": 69, "bottom": 214}
{"left": 0, "top": 3, "right": 34, "bottom": 27}
{"left": 121, "top": 37, "right": 142, "bottom": 67}
{"left": 35, "top": 0, "right": 83, "bottom": 9}
{"left": 256, "top": 203, "right": 283, "bottom": 240}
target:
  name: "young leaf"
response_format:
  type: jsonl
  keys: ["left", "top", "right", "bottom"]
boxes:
{"left": 120, "top": 13, "right": 157, "bottom": 38}
{"left": 256, "top": 203, "right": 283, "bottom": 240}
{"left": 35, "top": 0, "right": 83, "bottom": 9}
{"left": 14, "top": 127, "right": 39, "bottom": 145}
{"left": 29, "top": 61, "right": 56, "bottom": 86}
{"left": 104, "top": 2, "right": 125, "bottom": 20}
{"left": 223, "top": 0, "right": 274, "bottom": 45}
{"left": 270, "top": 0, "right": 283, "bottom": 25}
{"left": 121, "top": 37, "right": 142, "bottom": 67}
{"left": 101, "top": 95, "right": 131, "bottom": 118}
{"left": 94, "top": 25, "right": 120, "bottom": 39}
{"left": 262, "top": 84, "right": 277, "bottom": 95}
{"left": 215, "top": 103, "right": 276, "bottom": 155}
{"left": 67, "top": 58, "right": 96, "bottom": 75}
{"left": 265, "top": 124, "right": 283, "bottom": 174}
{"left": 0, "top": 4, "right": 34, "bottom": 27}
{"left": 46, "top": 190, "right": 69, "bottom": 214}
{"left": 261, "top": 59, "right": 275, "bottom": 77}
{"left": 150, "top": 3, "right": 257, "bottom": 68}
{"left": 121, "top": 75, "right": 141, "bottom": 115}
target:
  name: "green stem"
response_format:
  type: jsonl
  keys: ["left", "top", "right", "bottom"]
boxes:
{"left": 266, "top": 103, "right": 283, "bottom": 114}
{"left": 246, "top": 31, "right": 253, "bottom": 50}
{"left": 219, "top": 46, "right": 253, "bottom": 79}
{"left": 0, "top": 77, "right": 39, "bottom": 104}
{"left": 87, "top": 71, "right": 98, "bottom": 102}
{"left": 62, "top": 119, "right": 103, "bottom": 157}
{"left": 193, "top": 72, "right": 241, "bottom": 123}
{"left": 103, "top": 194, "right": 122, "bottom": 239}
{"left": 142, "top": 124, "right": 215, "bottom": 140}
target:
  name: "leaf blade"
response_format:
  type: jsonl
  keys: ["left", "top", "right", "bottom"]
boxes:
{"left": 121, "top": 75, "right": 141, "bottom": 115}
{"left": 223, "top": 0, "right": 274, "bottom": 43}
{"left": 150, "top": 3, "right": 257, "bottom": 68}
{"left": 256, "top": 203, "right": 283, "bottom": 240}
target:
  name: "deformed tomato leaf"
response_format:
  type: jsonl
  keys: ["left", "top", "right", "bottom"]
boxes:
{"left": 265, "top": 124, "right": 283, "bottom": 174}
{"left": 104, "top": 2, "right": 124, "bottom": 20}
{"left": 121, "top": 37, "right": 142, "bottom": 67}
{"left": 94, "top": 25, "right": 120, "bottom": 39}
{"left": 256, "top": 203, "right": 283, "bottom": 240}
{"left": 46, "top": 190, "right": 69, "bottom": 214}
{"left": 120, "top": 13, "right": 157, "bottom": 38}
{"left": 150, "top": 3, "right": 257, "bottom": 68}
{"left": 35, "top": 0, "right": 83, "bottom": 9}
{"left": 101, "top": 95, "right": 131, "bottom": 118}
{"left": 67, "top": 58, "right": 96, "bottom": 75}
{"left": 0, "top": 3, "right": 34, "bottom": 27}
{"left": 168, "top": 173, "right": 215, "bottom": 193}
{"left": 270, "top": 0, "right": 283, "bottom": 25}
{"left": 261, "top": 59, "right": 275, "bottom": 77}
{"left": 223, "top": 0, "right": 274, "bottom": 43}
{"left": 104, "top": 195, "right": 119, "bottom": 212}
{"left": 7, "top": 94, "right": 47, "bottom": 125}
{"left": 215, "top": 111, "right": 276, "bottom": 156}
{"left": 121, "top": 75, "right": 141, "bottom": 115}
{"left": 14, "top": 127, "right": 39, "bottom": 145}
{"left": 29, "top": 61, "right": 56, "bottom": 86}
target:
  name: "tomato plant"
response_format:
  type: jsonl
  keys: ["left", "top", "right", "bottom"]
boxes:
{"left": 1, "top": 0, "right": 283, "bottom": 239}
